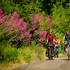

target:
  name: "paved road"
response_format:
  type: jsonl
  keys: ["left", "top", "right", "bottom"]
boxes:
{"left": 13, "top": 56, "right": 70, "bottom": 70}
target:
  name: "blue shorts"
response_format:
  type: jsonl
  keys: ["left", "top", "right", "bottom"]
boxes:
{"left": 55, "top": 44, "right": 61, "bottom": 52}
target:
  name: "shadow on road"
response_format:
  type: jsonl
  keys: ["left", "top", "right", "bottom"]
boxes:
{"left": 63, "top": 59, "right": 70, "bottom": 61}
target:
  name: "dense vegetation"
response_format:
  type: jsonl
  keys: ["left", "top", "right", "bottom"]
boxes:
{"left": 0, "top": 0, "right": 70, "bottom": 64}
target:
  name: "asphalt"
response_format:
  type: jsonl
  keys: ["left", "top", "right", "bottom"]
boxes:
{"left": 13, "top": 56, "right": 70, "bottom": 70}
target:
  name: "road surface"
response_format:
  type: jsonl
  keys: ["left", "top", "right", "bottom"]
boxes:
{"left": 13, "top": 56, "right": 70, "bottom": 70}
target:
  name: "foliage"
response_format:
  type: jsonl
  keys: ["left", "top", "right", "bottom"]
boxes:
{"left": 0, "top": 43, "right": 19, "bottom": 64}
{"left": 0, "top": 0, "right": 46, "bottom": 20}
{"left": 0, "top": 41, "right": 45, "bottom": 64}
{"left": 0, "top": 0, "right": 70, "bottom": 65}
{"left": 18, "top": 41, "right": 45, "bottom": 63}
{"left": 51, "top": 4, "right": 70, "bottom": 37}
{"left": 0, "top": 8, "right": 51, "bottom": 45}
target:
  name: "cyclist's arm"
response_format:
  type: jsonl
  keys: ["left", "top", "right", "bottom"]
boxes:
{"left": 62, "top": 36, "right": 65, "bottom": 43}
{"left": 58, "top": 40, "right": 60, "bottom": 44}
{"left": 47, "top": 35, "right": 49, "bottom": 43}
{"left": 53, "top": 39, "right": 55, "bottom": 44}
{"left": 47, "top": 39, "right": 48, "bottom": 43}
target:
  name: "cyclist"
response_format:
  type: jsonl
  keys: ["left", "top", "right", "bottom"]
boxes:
{"left": 63, "top": 30, "right": 70, "bottom": 51}
{"left": 46, "top": 30, "right": 55, "bottom": 58}
{"left": 47, "top": 30, "right": 55, "bottom": 44}
{"left": 54, "top": 37, "right": 61, "bottom": 57}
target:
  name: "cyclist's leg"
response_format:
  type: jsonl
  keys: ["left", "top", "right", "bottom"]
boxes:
{"left": 51, "top": 44, "right": 55, "bottom": 57}
{"left": 58, "top": 44, "right": 61, "bottom": 52}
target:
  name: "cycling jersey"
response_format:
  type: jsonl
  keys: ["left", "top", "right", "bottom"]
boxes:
{"left": 47, "top": 34, "right": 54, "bottom": 44}
{"left": 65, "top": 34, "right": 70, "bottom": 45}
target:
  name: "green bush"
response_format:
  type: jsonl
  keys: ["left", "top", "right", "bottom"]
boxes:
{"left": 0, "top": 44, "right": 19, "bottom": 64}
{"left": 0, "top": 40, "right": 46, "bottom": 64}
{"left": 3, "top": 47, "right": 18, "bottom": 62}
{"left": 17, "top": 41, "right": 45, "bottom": 63}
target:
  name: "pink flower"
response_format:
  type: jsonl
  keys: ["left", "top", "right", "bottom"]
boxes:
{"left": 0, "top": 8, "right": 50, "bottom": 43}
{"left": 18, "top": 17, "right": 24, "bottom": 23}
{"left": 12, "top": 11, "right": 20, "bottom": 18}
{"left": 25, "top": 31, "right": 30, "bottom": 36}
{"left": 0, "top": 10, "right": 3, "bottom": 14}
{"left": 40, "top": 31, "right": 47, "bottom": 41}
{"left": 27, "top": 38, "right": 31, "bottom": 42}
{"left": 20, "top": 31, "right": 23, "bottom": 34}
{"left": 28, "top": 34, "right": 32, "bottom": 38}
{"left": 13, "top": 11, "right": 17, "bottom": 15}
{"left": 31, "top": 25, "right": 37, "bottom": 30}
{"left": 0, "top": 8, "right": 2, "bottom": 11}
{"left": 34, "top": 30, "right": 39, "bottom": 35}
{"left": 10, "top": 27, "right": 14, "bottom": 30}
{"left": 19, "top": 34, "right": 25, "bottom": 40}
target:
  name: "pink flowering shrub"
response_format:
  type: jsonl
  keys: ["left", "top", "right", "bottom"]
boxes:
{"left": 0, "top": 8, "right": 52, "bottom": 45}
{"left": 40, "top": 31, "right": 47, "bottom": 42}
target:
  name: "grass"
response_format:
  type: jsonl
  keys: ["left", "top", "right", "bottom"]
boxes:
{"left": 17, "top": 43, "right": 46, "bottom": 63}
{"left": 0, "top": 41, "right": 46, "bottom": 65}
